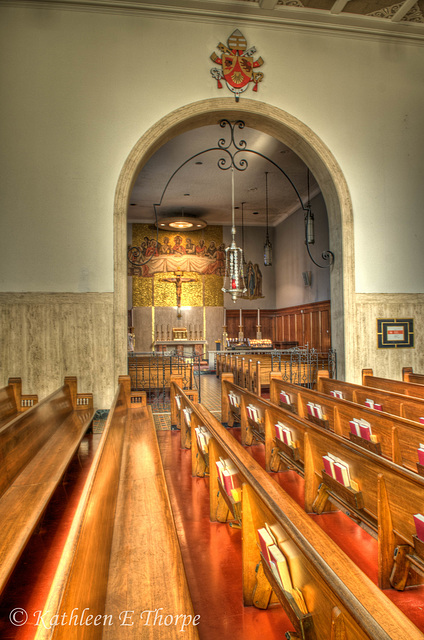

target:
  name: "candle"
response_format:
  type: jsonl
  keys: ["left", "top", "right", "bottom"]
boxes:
{"left": 224, "top": 308, "right": 226, "bottom": 325}
{"left": 257, "top": 308, "right": 260, "bottom": 324}
{"left": 239, "top": 309, "right": 242, "bottom": 324}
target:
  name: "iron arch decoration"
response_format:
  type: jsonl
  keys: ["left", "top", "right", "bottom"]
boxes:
{"left": 127, "top": 119, "right": 334, "bottom": 273}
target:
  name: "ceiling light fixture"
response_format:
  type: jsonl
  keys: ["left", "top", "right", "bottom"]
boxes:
{"left": 222, "top": 168, "right": 247, "bottom": 302}
{"left": 155, "top": 215, "right": 207, "bottom": 231}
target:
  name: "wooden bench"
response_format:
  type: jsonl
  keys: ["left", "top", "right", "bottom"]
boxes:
{"left": 34, "top": 376, "right": 199, "bottom": 640}
{"left": 362, "top": 368, "right": 424, "bottom": 399}
{"left": 220, "top": 376, "right": 424, "bottom": 591}
{"left": 170, "top": 385, "right": 424, "bottom": 639}
{"left": 128, "top": 355, "right": 194, "bottom": 391}
{"left": 0, "top": 377, "right": 38, "bottom": 429}
{"left": 269, "top": 374, "right": 424, "bottom": 474}
{"left": 317, "top": 370, "right": 424, "bottom": 424}
{"left": 403, "top": 367, "right": 424, "bottom": 386}
{"left": 0, "top": 376, "right": 94, "bottom": 596}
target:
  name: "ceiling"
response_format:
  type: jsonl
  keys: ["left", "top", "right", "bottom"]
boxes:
{"left": 128, "top": 124, "right": 320, "bottom": 228}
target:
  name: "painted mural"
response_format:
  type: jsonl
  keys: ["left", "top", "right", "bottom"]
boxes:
{"left": 128, "top": 224, "right": 263, "bottom": 306}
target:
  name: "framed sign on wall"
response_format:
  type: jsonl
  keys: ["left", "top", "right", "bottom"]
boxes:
{"left": 377, "top": 318, "right": 414, "bottom": 349}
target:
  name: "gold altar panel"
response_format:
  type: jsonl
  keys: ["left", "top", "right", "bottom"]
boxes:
{"left": 132, "top": 224, "right": 223, "bottom": 250}
{"left": 154, "top": 272, "right": 203, "bottom": 307}
{"left": 132, "top": 277, "right": 153, "bottom": 307}
{"left": 204, "top": 275, "right": 224, "bottom": 307}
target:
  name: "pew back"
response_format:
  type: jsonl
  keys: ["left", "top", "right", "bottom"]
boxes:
{"left": 363, "top": 368, "right": 424, "bottom": 399}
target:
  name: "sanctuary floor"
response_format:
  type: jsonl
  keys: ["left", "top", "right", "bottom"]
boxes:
{"left": 0, "top": 373, "right": 423, "bottom": 639}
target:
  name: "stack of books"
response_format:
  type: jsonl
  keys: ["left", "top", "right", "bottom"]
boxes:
{"left": 364, "top": 398, "right": 383, "bottom": 411}
{"left": 275, "top": 422, "right": 294, "bottom": 447}
{"left": 413, "top": 514, "right": 424, "bottom": 542}
{"left": 257, "top": 524, "right": 308, "bottom": 614}
{"left": 306, "top": 402, "right": 326, "bottom": 420}
{"left": 330, "top": 390, "right": 344, "bottom": 399}
{"left": 322, "top": 453, "right": 359, "bottom": 490}
{"left": 279, "top": 391, "right": 291, "bottom": 405}
{"left": 195, "top": 426, "right": 212, "bottom": 454}
{"left": 228, "top": 392, "right": 240, "bottom": 408}
{"left": 246, "top": 404, "right": 262, "bottom": 423}
{"left": 349, "top": 418, "right": 378, "bottom": 443}
{"left": 417, "top": 444, "right": 424, "bottom": 465}
{"left": 175, "top": 395, "right": 181, "bottom": 410}
{"left": 183, "top": 407, "right": 192, "bottom": 427}
{"left": 216, "top": 457, "right": 241, "bottom": 500}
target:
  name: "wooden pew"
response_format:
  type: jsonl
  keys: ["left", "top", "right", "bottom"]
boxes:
{"left": 220, "top": 376, "right": 424, "bottom": 590}
{"left": 317, "top": 370, "right": 424, "bottom": 424}
{"left": 0, "top": 377, "right": 38, "bottom": 429}
{"left": 171, "top": 387, "right": 424, "bottom": 639}
{"left": 269, "top": 374, "right": 424, "bottom": 474}
{"left": 403, "top": 367, "right": 424, "bottom": 386}
{"left": 362, "top": 368, "right": 424, "bottom": 400}
{"left": 0, "top": 376, "right": 94, "bottom": 596}
{"left": 34, "top": 376, "right": 199, "bottom": 640}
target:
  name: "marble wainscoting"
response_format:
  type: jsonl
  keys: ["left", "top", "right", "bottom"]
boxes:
{"left": 0, "top": 292, "right": 115, "bottom": 408}
{"left": 349, "top": 293, "right": 424, "bottom": 383}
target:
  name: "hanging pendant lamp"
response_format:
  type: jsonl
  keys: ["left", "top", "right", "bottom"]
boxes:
{"left": 263, "top": 172, "right": 273, "bottom": 267}
{"left": 222, "top": 168, "right": 247, "bottom": 302}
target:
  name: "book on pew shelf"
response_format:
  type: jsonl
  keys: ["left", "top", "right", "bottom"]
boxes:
{"left": 268, "top": 544, "right": 293, "bottom": 591}
{"left": 291, "top": 587, "right": 309, "bottom": 615}
{"left": 216, "top": 457, "right": 240, "bottom": 495}
{"left": 330, "top": 390, "right": 344, "bottom": 399}
{"left": 247, "top": 404, "right": 261, "bottom": 423}
{"left": 349, "top": 419, "right": 361, "bottom": 437}
{"left": 275, "top": 422, "right": 285, "bottom": 441}
{"left": 228, "top": 392, "right": 240, "bottom": 408}
{"left": 175, "top": 395, "right": 181, "bottom": 409}
{"left": 195, "top": 426, "right": 211, "bottom": 454}
{"left": 374, "top": 402, "right": 383, "bottom": 411}
{"left": 230, "top": 487, "right": 242, "bottom": 503}
{"left": 420, "top": 417, "right": 424, "bottom": 425}
{"left": 313, "top": 404, "right": 323, "bottom": 419}
{"left": 323, "top": 455, "right": 335, "bottom": 477}
{"left": 257, "top": 527, "right": 275, "bottom": 564}
{"left": 306, "top": 401, "right": 314, "bottom": 416}
{"left": 333, "top": 461, "right": 351, "bottom": 487}
{"left": 280, "top": 391, "right": 291, "bottom": 405}
{"left": 413, "top": 514, "right": 424, "bottom": 542}
{"left": 183, "top": 407, "right": 192, "bottom": 426}
{"left": 359, "top": 421, "right": 372, "bottom": 441}
{"left": 417, "top": 445, "right": 424, "bottom": 466}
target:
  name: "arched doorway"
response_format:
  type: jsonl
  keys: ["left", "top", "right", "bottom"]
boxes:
{"left": 113, "top": 98, "right": 354, "bottom": 381}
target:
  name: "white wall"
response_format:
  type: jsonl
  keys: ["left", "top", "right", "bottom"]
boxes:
{"left": 275, "top": 193, "right": 330, "bottom": 308}
{"left": 1, "top": 3, "right": 424, "bottom": 400}
{"left": 1, "top": 5, "right": 423, "bottom": 294}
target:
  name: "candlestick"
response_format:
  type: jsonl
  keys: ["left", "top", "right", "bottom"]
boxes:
{"left": 224, "top": 308, "right": 226, "bottom": 324}
{"left": 257, "top": 308, "right": 260, "bottom": 324}
{"left": 239, "top": 309, "right": 242, "bottom": 324}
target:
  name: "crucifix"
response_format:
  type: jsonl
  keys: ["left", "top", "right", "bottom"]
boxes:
{"left": 162, "top": 270, "right": 197, "bottom": 318}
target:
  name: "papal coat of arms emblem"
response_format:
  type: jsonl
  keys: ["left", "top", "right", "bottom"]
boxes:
{"left": 210, "top": 29, "right": 264, "bottom": 101}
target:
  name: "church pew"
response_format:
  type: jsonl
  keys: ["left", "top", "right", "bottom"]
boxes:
{"left": 362, "top": 368, "right": 424, "bottom": 399}
{"left": 0, "top": 377, "right": 38, "bottom": 429}
{"left": 0, "top": 376, "right": 94, "bottom": 596}
{"left": 403, "top": 367, "right": 424, "bottom": 386}
{"left": 34, "top": 376, "right": 199, "bottom": 640}
{"left": 170, "top": 387, "right": 424, "bottom": 639}
{"left": 269, "top": 374, "right": 424, "bottom": 474}
{"left": 220, "top": 377, "right": 424, "bottom": 590}
{"left": 317, "top": 370, "right": 424, "bottom": 424}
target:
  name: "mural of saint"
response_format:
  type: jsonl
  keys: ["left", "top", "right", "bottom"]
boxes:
{"left": 185, "top": 238, "right": 196, "bottom": 255}
{"left": 205, "top": 241, "right": 217, "bottom": 259}
{"left": 159, "top": 237, "right": 172, "bottom": 254}
{"left": 196, "top": 239, "right": 206, "bottom": 256}
{"left": 172, "top": 235, "right": 186, "bottom": 255}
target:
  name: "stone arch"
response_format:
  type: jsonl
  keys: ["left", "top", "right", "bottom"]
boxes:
{"left": 113, "top": 98, "right": 354, "bottom": 380}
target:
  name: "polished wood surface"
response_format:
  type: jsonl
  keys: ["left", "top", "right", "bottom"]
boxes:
{"left": 318, "top": 370, "right": 424, "bottom": 424}
{"left": 362, "top": 368, "right": 424, "bottom": 400}
{"left": 168, "top": 389, "right": 424, "bottom": 639}
{"left": 35, "top": 377, "right": 199, "bottom": 640}
{"left": 403, "top": 368, "right": 424, "bottom": 386}
{"left": 0, "top": 378, "right": 94, "bottom": 596}
{"left": 270, "top": 375, "right": 424, "bottom": 473}
{"left": 0, "top": 377, "right": 38, "bottom": 429}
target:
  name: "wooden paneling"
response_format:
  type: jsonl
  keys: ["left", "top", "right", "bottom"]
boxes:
{"left": 226, "top": 301, "right": 331, "bottom": 350}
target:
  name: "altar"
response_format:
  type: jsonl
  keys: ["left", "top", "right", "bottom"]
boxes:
{"left": 154, "top": 340, "right": 207, "bottom": 357}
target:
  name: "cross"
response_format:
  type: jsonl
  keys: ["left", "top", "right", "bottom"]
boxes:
{"left": 162, "top": 271, "right": 197, "bottom": 312}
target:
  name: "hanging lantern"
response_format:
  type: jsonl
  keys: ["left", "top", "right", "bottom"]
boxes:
{"left": 222, "top": 169, "right": 247, "bottom": 302}
{"left": 263, "top": 172, "right": 273, "bottom": 267}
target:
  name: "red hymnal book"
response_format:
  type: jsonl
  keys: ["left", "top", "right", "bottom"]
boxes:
{"left": 257, "top": 527, "right": 275, "bottom": 564}
{"left": 333, "top": 462, "right": 350, "bottom": 486}
{"left": 307, "top": 402, "right": 314, "bottom": 416}
{"left": 359, "top": 423, "right": 372, "bottom": 441}
{"left": 419, "top": 417, "right": 424, "bottom": 425}
{"left": 374, "top": 403, "right": 383, "bottom": 411}
{"left": 413, "top": 514, "right": 424, "bottom": 542}
{"left": 322, "top": 455, "right": 334, "bottom": 477}
{"left": 418, "top": 445, "right": 424, "bottom": 465}
{"left": 349, "top": 420, "right": 360, "bottom": 436}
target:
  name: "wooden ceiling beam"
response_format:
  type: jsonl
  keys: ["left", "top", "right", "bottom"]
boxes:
{"left": 330, "top": 0, "right": 351, "bottom": 14}
{"left": 259, "top": 0, "right": 278, "bottom": 8}
{"left": 391, "top": 0, "right": 417, "bottom": 21}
